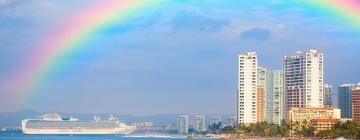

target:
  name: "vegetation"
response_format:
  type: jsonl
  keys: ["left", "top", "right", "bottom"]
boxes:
{"left": 207, "top": 122, "right": 222, "bottom": 134}
{"left": 208, "top": 120, "right": 360, "bottom": 139}
{"left": 317, "top": 121, "right": 358, "bottom": 139}
{"left": 236, "top": 121, "right": 289, "bottom": 137}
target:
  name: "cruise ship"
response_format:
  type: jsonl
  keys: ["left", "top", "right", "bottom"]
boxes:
{"left": 21, "top": 113, "right": 136, "bottom": 135}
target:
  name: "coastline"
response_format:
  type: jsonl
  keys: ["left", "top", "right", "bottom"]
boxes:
{"left": 217, "top": 134, "right": 345, "bottom": 140}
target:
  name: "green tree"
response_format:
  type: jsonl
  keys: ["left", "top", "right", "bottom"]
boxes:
{"left": 208, "top": 122, "right": 222, "bottom": 134}
{"left": 279, "top": 121, "right": 290, "bottom": 137}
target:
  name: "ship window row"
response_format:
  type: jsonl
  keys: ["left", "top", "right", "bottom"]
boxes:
{"left": 26, "top": 122, "right": 119, "bottom": 128}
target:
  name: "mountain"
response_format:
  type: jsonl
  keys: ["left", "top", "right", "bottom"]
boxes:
{"left": 0, "top": 109, "right": 40, "bottom": 128}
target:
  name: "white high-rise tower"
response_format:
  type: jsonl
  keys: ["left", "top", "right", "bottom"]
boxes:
{"left": 194, "top": 114, "right": 205, "bottom": 132}
{"left": 177, "top": 114, "right": 189, "bottom": 134}
{"left": 283, "top": 50, "right": 324, "bottom": 121}
{"left": 237, "top": 52, "right": 258, "bottom": 125}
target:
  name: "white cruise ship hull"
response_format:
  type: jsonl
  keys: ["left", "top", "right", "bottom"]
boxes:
{"left": 21, "top": 117, "right": 136, "bottom": 135}
{"left": 22, "top": 127, "right": 136, "bottom": 135}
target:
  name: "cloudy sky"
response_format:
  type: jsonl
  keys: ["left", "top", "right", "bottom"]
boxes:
{"left": 0, "top": 0, "right": 359, "bottom": 115}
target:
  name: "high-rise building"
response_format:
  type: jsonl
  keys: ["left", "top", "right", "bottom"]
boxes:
{"left": 225, "top": 115, "right": 237, "bottom": 127}
{"left": 210, "top": 115, "right": 222, "bottom": 125}
{"left": 256, "top": 86, "right": 265, "bottom": 122}
{"left": 177, "top": 114, "right": 189, "bottom": 134}
{"left": 332, "top": 88, "right": 339, "bottom": 108}
{"left": 352, "top": 85, "right": 360, "bottom": 126}
{"left": 273, "top": 70, "right": 284, "bottom": 125}
{"left": 283, "top": 50, "right": 324, "bottom": 121}
{"left": 237, "top": 52, "right": 258, "bottom": 125}
{"left": 257, "top": 67, "right": 272, "bottom": 123}
{"left": 193, "top": 114, "right": 205, "bottom": 132}
{"left": 324, "top": 84, "right": 333, "bottom": 107}
{"left": 338, "top": 84, "right": 354, "bottom": 119}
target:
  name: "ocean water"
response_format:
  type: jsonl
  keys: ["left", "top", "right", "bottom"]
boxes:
{"left": 0, "top": 131, "right": 218, "bottom": 140}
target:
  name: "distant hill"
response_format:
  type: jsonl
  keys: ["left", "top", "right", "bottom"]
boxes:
{"left": 0, "top": 109, "right": 40, "bottom": 128}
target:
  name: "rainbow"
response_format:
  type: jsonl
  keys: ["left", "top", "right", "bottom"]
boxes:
{"left": 2, "top": 0, "right": 360, "bottom": 110}
{"left": 3, "top": 0, "right": 165, "bottom": 108}
{"left": 297, "top": 0, "right": 360, "bottom": 30}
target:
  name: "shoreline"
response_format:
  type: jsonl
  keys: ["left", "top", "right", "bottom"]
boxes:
{"left": 216, "top": 134, "right": 345, "bottom": 140}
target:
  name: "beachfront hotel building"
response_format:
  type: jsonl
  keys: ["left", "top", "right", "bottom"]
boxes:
{"left": 310, "top": 118, "right": 339, "bottom": 132}
{"left": 237, "top": 52, "right": 258, "bottom": 125}
{"left": 273, "top": 70, "right": 284, "bottom": 125}
{"left": 323, "top": 84, "right": 333, "bottom": 107}
{"left": 177, "top": 114, "right": 189, "bottom": 134}
{"left": 352, "top": 85, "right": 360, "bottom": 126}
{"left": 289, "top": 107, "right": 341, "bottom": 123}
{"left": 289, "top": 107, "right": 341, "bottom": 132}
{"left": 283, "top": 50, "right": 324, "bottom": 121}
{"left": 193, "top": 114, "right": 205, "bottom": 132}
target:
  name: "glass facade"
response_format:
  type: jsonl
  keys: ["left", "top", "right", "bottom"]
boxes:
{"left": 338, "top": 85, "right": 353, "bottom": 119}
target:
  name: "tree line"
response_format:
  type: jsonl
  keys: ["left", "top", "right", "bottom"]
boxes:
{"left": 206, "top": 120, "right": 359, "bottom": 139}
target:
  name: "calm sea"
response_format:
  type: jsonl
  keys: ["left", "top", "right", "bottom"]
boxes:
{"left": 0, "top": 131, "right": 218, "bottom": 140}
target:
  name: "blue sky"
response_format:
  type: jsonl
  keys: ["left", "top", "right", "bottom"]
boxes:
{"left": 0, "top": 0, "right": 359, "bottom": 115}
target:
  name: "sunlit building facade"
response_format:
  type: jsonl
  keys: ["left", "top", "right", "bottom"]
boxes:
{"left": 352, "top": 85, "right": 360, "bottom": 126}
{"left": 289, "top": 107, "right": 341, "bottom": 123}
{"left": 310, "top": 118, "right": 339, "bottom": 132}
{"left": 257, "top": 67, "right": 272, "bottom": 123}
{"left": 283, "top": 50, "right": 324, "bottom": 121}
{"left": 256, "top": 86, "right": 264, "bottom": 122}
{"left": 237, "top": 52, "right": 258, "bottom": 125}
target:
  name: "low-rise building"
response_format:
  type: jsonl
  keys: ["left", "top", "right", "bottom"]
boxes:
{"left": 310, "top": 118, "right": 339, "bottom": 132}
{"left": 130, "top": 121, "right": 154, "bottom": 131}
{"left": 164, "top": 123, "right": 177, "bottom": 131}
{"left": 289, "top": 107, "right": 341, "bottom": 123}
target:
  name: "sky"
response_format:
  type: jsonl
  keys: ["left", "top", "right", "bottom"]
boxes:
{"left": 0, "top": 0, "right": 359, "bottom": 115}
